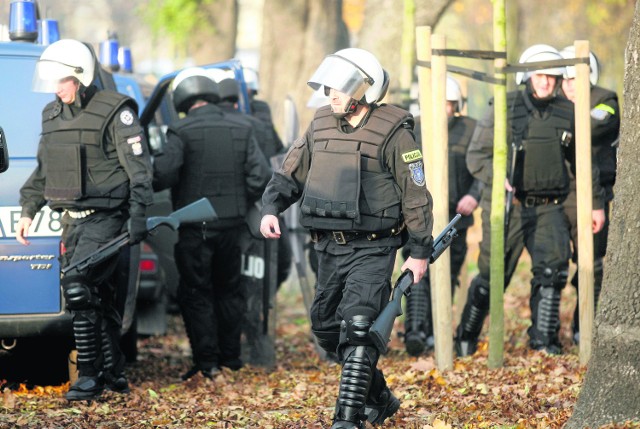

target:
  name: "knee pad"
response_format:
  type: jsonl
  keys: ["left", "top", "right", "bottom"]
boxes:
{"left": 469, "top": 277, "right": 491, "bottom": 310}
{"left": 63, "top": 276, "right": 97, "bottom": 310}
{"left": 339, "top": 307, "right": 377, "bottom": 348}
{"left": 533, "top": 266, "right": 568, "bottom": 289}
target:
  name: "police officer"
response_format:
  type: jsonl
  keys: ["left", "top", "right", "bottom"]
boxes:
{"left": 259, "top": 48, "right": 434, "bottom": 429}
{"left": 559, "top": 47, "right": 620, "bottom": 345}
{"left": 153, "top": 68, "right": 271, "bottom": 379}
{"left": 402, "top": 76, "right": 481, "bottom": 356}
{"left": 16, "top": 39, "right": 153, "bottom": 400}
{"left": 456, "top": 44, "right": 606, "bottom": 357}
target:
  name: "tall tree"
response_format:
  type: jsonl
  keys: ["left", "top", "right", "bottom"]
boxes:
{"left": 259, "top": 0, "right": 349, "bottom": 139}
{"left": 566, "top": 2, "right": 640, "bottom": 426}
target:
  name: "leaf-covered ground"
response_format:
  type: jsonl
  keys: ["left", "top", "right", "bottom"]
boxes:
{"left": 1, "top": 257, "right": 637, "bottom": 428}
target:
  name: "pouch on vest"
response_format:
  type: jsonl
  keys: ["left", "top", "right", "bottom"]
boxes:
{"left": 520, "top": 134, "right": 566, "bottom": 193}
{"left": 44, "top": 143, "right": 84, "bottom": 201}
{"left": 301, "top": 149, "right": 360, "bottom": 222}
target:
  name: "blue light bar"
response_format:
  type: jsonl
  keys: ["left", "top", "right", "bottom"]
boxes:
{"left": 100, "top": 38, "right": 120, "bottom": 72}
{"left": 9, "top": 0, "right": 38, "bottom": 42}
{"left": 37, "top": 19, "right": 60, "bottom": 45}
{"left": 118, "top": 47, "right": 133, "bottom": 73}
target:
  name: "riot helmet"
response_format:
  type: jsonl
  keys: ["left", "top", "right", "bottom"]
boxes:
{"left": 218, "top": 78, "right": 241, "bottom": 103}
{"left": 446, "top": 75, "right": 464, "bottom": 112}
{"left": 32, "top": 39, "right": 95, "bottom": 93}
{"left": 515, "top": 44, "right": 565, "bottom": 85}
{"left": 308, "top": 48, "right": 386, "bottom": 107}
{"left": 559, "top": 46, "right": 599, "bottom": 86}
{"left": 172, "top": 67, "right": 220, "bottom": 114}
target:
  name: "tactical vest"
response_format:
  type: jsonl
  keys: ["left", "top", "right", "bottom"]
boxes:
{"left": 169, "top": 108, "right": 252, "bottom": 221}
{"left": 448, "top": 116, "right": 477, "bottom": 209}
{"left": 508, "top": 91, "right": 574, "bottom": 197}
{"left": 300, "top": 104, "right": 411, "bottom": 232}
{"left": 590, "top": 85, "right": 618, "bottom": 190}
{"left": 41, "top": 90, "right": 135, "bottom": 208}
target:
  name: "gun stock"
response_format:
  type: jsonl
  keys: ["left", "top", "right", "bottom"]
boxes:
{"left": 62, "top": 198, "right": 217, "bottom": 275}
{"left": 369, "top": 270, "right": 414, "bottom": 354}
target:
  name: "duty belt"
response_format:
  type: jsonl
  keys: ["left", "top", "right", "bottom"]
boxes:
{"left": 515, "top": 196, "right": 565, "bottom": 208}
{"left": 65, "top": 209, "right": 97, "bottom": 219}
{"left": 310, "top": 224, "right": 405, "bottom": 245}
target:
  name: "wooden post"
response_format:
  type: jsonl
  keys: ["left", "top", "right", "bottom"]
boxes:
{"left": 488, "top": 0, "right": 507, "bottom": 368}
{"left": 574, "top": 40, "right": 595, "bottom": 365}
{"left": 416, "top": 26, "right": 432, "bottom": 186}
{"left": 430, "top": 34, "right": 454, "bottom": 371}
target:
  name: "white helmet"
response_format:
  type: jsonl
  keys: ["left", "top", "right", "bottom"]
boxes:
{"left": 446, "top": 75, "right": 464, "bottom": 112}
{"left": 559, "top": 46, "right": 599, "bottom": 86}
{"left": 308, "top": 48, "right": 386, "bottom": 104}
{"left": 32, "top": 39, "right": 95, "bottom": 93}
{"left": 515, "top": 44, "right": 565, "bottom": 85}
{"left": 205, "top": 67, "right": 234, "bottom": 84}
{"left": 243, "top": 67, "right": 259, "bottom": 92}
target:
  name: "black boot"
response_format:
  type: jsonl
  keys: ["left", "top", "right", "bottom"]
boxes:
{"left": 403, "top": 278, "right": 432, "bottom": 357}
{"left": 66, "top": 375, "right": 105, "bottom": 401}
{"left": 100, "top": 323, "right": 130, "bottom": 393}
{"left": 364, "top": 369, "right": 400, "bottom": 426}
{"left": 529, "top": 284, "right": 563, "bottom": 354}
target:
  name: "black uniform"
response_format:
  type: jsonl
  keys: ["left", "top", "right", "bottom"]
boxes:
{"left": 261, "top": 103, "right": 433, "bottom": 424}
{"left": 402, "top": 114, "right": 481, "bottom": 355}
{"left": 19, "top": 85, "right": 153, "bottom": 394}
{"left": 153, "top": 103, "right": 270, "bottom": 374}
{"left": 456, "top": 83, "right": 605, "bottom": 356}
{"left": 561, "top": 85, "right": 619, "bottom": 342}
{"left": 0, "top": 126, "right": 8, "bottom": 173}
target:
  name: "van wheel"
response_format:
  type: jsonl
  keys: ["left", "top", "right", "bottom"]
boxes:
{"left": 0, "top": 337, "right": 74, "bottom": 386}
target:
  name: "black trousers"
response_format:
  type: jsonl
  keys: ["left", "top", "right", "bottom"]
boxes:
{"left": 176, "top": 225, "right": 246, "bottom": 369}
{"left": 61, "top": 210, "right": 127, "bottom": 376}
{"left": 310, "top": 244, "right": 396, "bottom": 354}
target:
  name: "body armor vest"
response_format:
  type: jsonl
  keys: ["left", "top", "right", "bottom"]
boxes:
{"left": 170, "top": 107, "right": 251, "bottom": 222}
{"left": 590, "top": 86, "right": 618, "bottom": 190}
{"left": 508, "top": 91, "right": 574, "bottom": 198}
{"left": 448, "top": 116, "right": 477, "bottom": 210}
{"left": 300, "top": 104, "right": 411, "bottom": 232}
{"left": 41, "top": 90, "right": 135, "bottom": 209}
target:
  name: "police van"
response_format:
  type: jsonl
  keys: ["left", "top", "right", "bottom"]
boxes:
{"left": 0, "top": 3, "right": 162, "bottom": 383}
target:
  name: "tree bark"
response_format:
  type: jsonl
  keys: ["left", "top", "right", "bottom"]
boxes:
{"left": 259, "top": 0, "right": 349, "bottom": 141}
{"left": 566, "top": 2, "right": 640, "bottom": 426}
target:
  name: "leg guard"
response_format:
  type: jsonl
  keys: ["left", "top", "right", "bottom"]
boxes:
{"left": 572, "top": 258, "right": 604, "bottom": 344}
{"left": 403, "top": 277, "right": 432, "bottom": 356}
{"left": 332, "top": 309, "right": 378, "bottom": 428}
{"left": 529, "top": 267, "right": 566, "bottom": 354}
{"left": 455, "top": 276, "right": 490, "bottom": 357}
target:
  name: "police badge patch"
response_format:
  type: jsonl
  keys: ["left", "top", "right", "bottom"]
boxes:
{"left": 120, "top": 110, "right": 134, "bottom": 126}
{"left": 409, "top": 161, "right": 425, "bottom": 187}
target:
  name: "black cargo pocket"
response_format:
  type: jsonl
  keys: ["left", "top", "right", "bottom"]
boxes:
{"left": 44, "top": 144, "right": 84, "bottom": 200}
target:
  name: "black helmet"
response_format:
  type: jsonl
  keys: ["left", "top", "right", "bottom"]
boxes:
{"left": 172, "top": 67, "right": 220, "bottom": 114}
{"left": 217, "top": 78, "right": 240, "bottom": 103}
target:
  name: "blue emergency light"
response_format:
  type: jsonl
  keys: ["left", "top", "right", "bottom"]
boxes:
{"left": 37, "top": 19, "right": 59, "bottom": 45}
{"left": 100, "top": 33, "right": 120, "bottom": 72}
{"left": 9, "top": 0, "right": 38, "bottom": 42}
{"left": 118, "top": 46, "right": 133, "bottom": 73}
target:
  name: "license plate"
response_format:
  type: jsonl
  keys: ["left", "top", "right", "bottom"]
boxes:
{"left": 0, "top": 206, "right": 63, "bottom": 238}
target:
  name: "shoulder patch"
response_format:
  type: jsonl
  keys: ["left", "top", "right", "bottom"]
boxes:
{"left": 120, "top": 109, "right": 134, "bottom": 126}
{"left": 402, "top": 149, "right": 422, "bottom": 163}
{"left": 408, "top": 161, "right": 425, "bottom": 187}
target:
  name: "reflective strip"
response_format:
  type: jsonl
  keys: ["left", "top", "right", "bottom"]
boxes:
{"left": 593, "top": 103, "right": 616, "bottom": 115}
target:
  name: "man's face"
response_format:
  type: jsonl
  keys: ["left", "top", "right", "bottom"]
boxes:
{"left": 445, "top": 101, "right": 457, "bottom": 118}
{"left": 327, "top": 87, "right": 352, "bottom": 115}
{"left": 530, "top": 73, "right": 557, "bottom": 99}
{"left": 561, "top": 78, "right": 576, "bottom": 102}
{"left": 56, "top": 77, "right": 80, "bottom": 104}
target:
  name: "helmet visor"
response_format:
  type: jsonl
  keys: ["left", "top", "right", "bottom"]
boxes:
{"left": 32, "top": 59, "right": 84, "bottom": 93}
{"left": 307, "top": 55, "right": 373, "bottom": 101}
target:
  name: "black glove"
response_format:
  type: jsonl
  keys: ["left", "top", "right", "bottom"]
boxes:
{"left": 127, "top": 216, "right": 148, "bottom": 245}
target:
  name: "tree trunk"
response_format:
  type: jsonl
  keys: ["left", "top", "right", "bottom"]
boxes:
{"left": 259, "top": 0, "right": 349, "bottom": 141}
{"left": 566, "top": 2, "right": 640, "bottom": 426}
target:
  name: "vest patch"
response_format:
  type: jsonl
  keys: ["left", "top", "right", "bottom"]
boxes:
{"left": 409, "top": 161, "right": 425, "bottom": 187}
{"left": 120, "top": 110, "right": 134, "bottom": 125}
{"left": 402, "top": 149, "right": 422, "bottom": 163}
